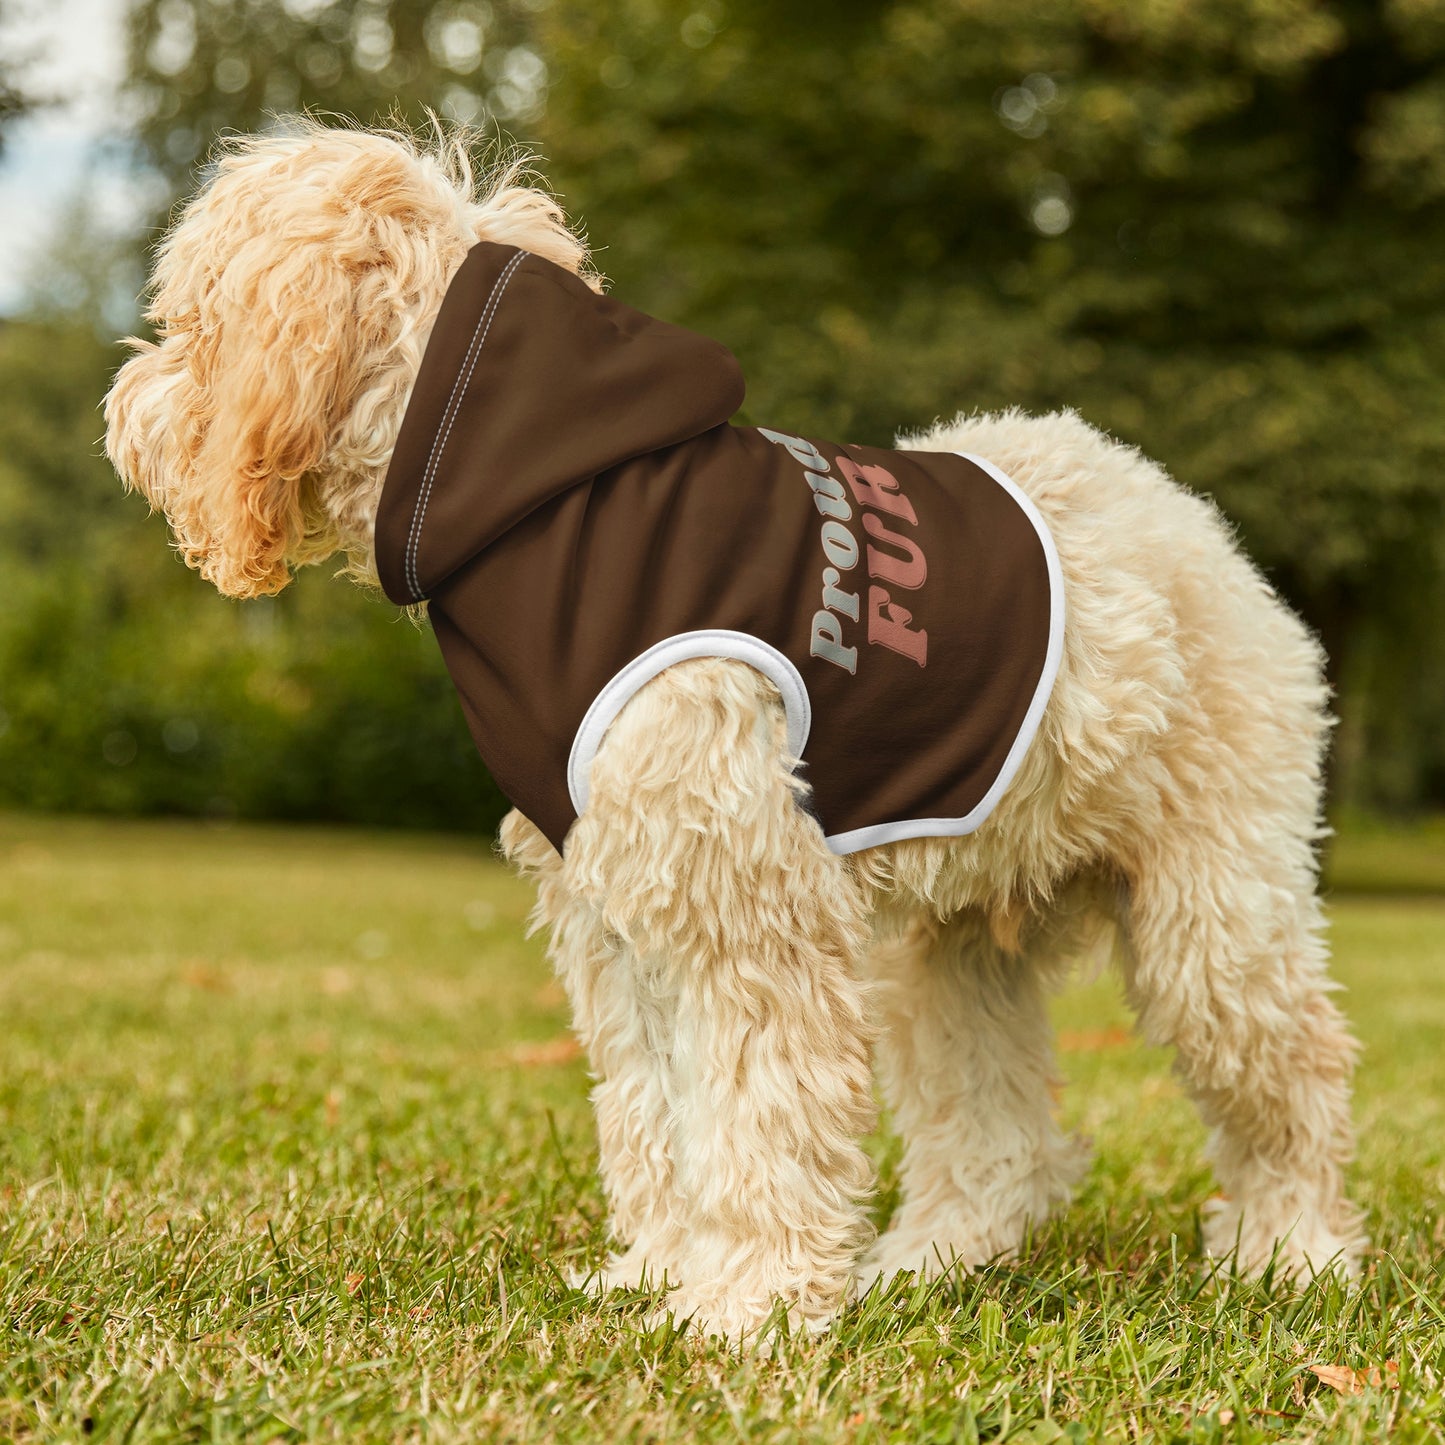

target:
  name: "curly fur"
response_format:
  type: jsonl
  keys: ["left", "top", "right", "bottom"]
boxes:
{"left": 105, "top": 122, "right": 1365, "bottom": 1344}
{"left": 105, "top": 119, "right": 593, "bottom": 598}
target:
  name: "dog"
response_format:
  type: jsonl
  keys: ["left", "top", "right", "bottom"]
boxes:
{"left": 104, "top": 122, "right": 1364, "bottom": 1342}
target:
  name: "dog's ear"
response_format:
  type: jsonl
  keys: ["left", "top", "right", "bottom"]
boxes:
{"left": 108, "top": 236, "right": 374, "bottom": 599}
{"left": 106, "top": 331, "right": 199, "bottom": 543}
{"left": 186, "top": 241, "right": 363, "bottom": 598}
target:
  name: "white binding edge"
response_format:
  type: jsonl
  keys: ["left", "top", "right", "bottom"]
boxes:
{"left": 820, "top": 452, "right": 1065, "bottom": 853}
{"left": 567, "top": 630, "right": 812, "bottom": 819}
{"left": 564, "top": 453, "right": 1063, "bottom": 855}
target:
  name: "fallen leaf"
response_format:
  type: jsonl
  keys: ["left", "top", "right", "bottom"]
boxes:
{"left": 180, "top": 960, "right": 229, "bottom": 993}
{"left": 1310, "top": 1362, "right": 1399, "bottom": 1395}
{"left": 500, "top": 1037, "right": 584, "bottom": 1068}
{"left": 1056, "top": 1027, "right": 1133, "bottom": 1052}
{"left": 344, "top": 1273, "right": 365, "bottom": 1296}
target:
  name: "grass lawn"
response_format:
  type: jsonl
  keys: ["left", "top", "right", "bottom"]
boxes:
{"left": 2, "top": 812, "right": 1442, "bottom": 1443}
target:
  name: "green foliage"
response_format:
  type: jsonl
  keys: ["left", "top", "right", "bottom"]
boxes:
{"left": 126, "top": 0, "right": 540, "bottom": 184}
{"left": 530, "top": 0, "right": 1445, "bottom": 805}
{"left": 0, "top": 565, "right": 510, "bottom": 831}
{"left": 1, "top": 813, "right": 1443, "bottom": 1440}
{"left": 0, "top": 75, "right": 27, "bottom": 153}
{"left": 0, "top": 318, "right": 509, "bottom": 833}
{"left": 4, "top": 0, "right": 1444, "bottom": 822}
{"left": 0, "top": 0, "right": 35, "bottom": 154}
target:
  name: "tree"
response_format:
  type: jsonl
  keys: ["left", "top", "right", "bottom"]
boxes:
{"left": 530, "top": 0, "right": 1445, "bottom": 805}
{"left": 103, "top": 0, "right": 1445, "bottom": 811}
{"left": 0, "top": 0, "right": 36, "bottom": 153}
{"left": 125, "top": 0, "right": 541, "bottom": 189}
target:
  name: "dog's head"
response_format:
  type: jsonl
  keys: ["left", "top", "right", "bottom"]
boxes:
{"left": 105, "top": 121, "right": 591, "bottom": 598}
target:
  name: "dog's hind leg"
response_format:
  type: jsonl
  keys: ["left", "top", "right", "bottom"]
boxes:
{"left": 1120, "top": 821, "right": 1364, "bottom": 1280}
{"left": 1103, "top": 564, "right": 1364, "bottom": 1280}
{"left": 562, "top": 659, "right": 878, "bottom": 1342}
{"left": 859, "top": 912, "right": 1088, "bottom": 1290}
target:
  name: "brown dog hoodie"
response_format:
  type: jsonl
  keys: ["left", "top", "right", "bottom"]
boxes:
{"left": 374, "top": 242, "right": 1062, "bottom": 854}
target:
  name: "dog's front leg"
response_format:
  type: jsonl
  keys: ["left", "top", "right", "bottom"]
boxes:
{"left": 564, "top": 659, "right": 878, "bottom": 1344}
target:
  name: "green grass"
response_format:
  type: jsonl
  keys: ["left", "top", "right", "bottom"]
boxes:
{"left": 1324, "top": 811, "right": 1445, "bottom": 896}
{"left": 1, "top": 812, "right": 1442, "bottom": 1443}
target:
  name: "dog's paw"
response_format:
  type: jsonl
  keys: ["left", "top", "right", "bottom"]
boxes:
{"left": 856, "top": 1233, "right": 996, "bottom": 1296}
{"left": 1202, "top": 1196, "right": 1366, "bottom": 1282}
{"left": 860, "top": 1137, "right": 1091, "bottom": 1295}
{"left": 570, "top": 1245, "right": 675, "bottom": 1297}
{"left": 860, "top": 1204, "right": 1041, "bottom": 1292}
{"left": 645, "top": 1286, "right": 837, "bottom": 1350}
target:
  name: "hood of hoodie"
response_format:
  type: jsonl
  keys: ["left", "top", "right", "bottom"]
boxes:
{"left": 374, "top": 242, "right": 746, "bottom": 605}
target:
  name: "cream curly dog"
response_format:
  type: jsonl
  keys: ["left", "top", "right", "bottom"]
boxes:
{"left": 105, "top": 123, "right": 1364, "bottom": 1342}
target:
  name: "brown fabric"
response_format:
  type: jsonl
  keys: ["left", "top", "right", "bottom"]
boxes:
{"left": 375, "top": 242, "right": 1060, "bottom": 854}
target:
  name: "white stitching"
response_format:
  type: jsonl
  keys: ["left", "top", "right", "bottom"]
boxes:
{"left": 405, "top": 247, "right": 526, "bottom": 599}
{"left": 404, "top": 298, "right": 488, "bottom": 599}
{"left": 404, "top": 248, "right": 527, "bottom": 600}
{"left": 405, "top": 248, "right": 526, "bottom": 598}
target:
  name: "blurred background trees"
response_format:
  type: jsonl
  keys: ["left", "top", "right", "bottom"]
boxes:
{"left": 1, "top": 0, "right": 1443, "bottom": 830}
{"left": 0, "top": 0, "right": 35, "bottom": 150}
